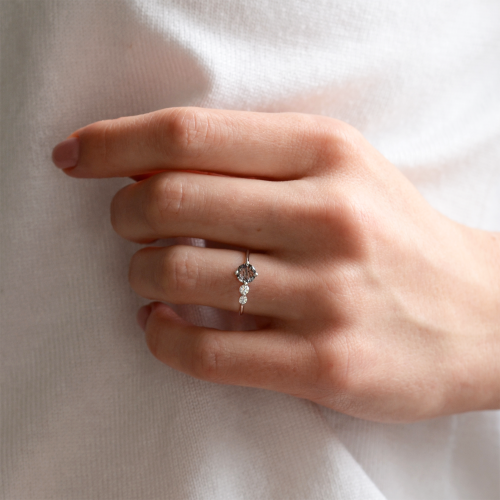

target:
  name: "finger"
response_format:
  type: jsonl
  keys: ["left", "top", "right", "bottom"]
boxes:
{"left": 141, "top": 302, "right": 318, "bottom": 396}
{"left": 54, "top": 107, "right": 335, "bottom": 180}
{"left": 111, "top": 171, "right": 291, "bottom": 249}
{"left": 129, "top": 246, "right": 305, "bottom": 320}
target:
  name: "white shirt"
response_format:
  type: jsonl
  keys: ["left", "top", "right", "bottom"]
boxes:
{"left": 1, "top": 1, "right": 499, "bottom": 498}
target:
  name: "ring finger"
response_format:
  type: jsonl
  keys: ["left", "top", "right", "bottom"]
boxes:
{"left": 129, "top": 245, "right": 306, "bottom": 320}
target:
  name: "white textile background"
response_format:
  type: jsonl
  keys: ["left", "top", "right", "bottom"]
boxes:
{"left": 1, "top": 1, "right": 500, "bottom": 499}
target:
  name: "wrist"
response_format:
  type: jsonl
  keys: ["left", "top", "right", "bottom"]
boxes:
{"left": 452, "top": 225, "right": 500, "bottom": 413}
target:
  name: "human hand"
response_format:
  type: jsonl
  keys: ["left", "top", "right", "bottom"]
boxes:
{"left": 52, "top": 107, "right": 500, "bottom": 422}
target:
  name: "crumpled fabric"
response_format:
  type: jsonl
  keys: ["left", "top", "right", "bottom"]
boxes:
{"left": 1, "top": 1, "right": 500, "bottom": 498}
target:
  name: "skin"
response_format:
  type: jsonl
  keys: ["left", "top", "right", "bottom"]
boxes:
{"left": 52, "top": 107, "right": 500, "bottom": 423}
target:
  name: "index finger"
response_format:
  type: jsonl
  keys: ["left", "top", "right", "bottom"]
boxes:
{"left": 52, "top": 107, "right": 335, "bottom": 180}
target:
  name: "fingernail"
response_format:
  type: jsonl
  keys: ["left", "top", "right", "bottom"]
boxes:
{"left": 137, "top": 305, "right": 152, "bottom": 332}
{"left": 51, "top": 137, "right": 79, "bottom": 169}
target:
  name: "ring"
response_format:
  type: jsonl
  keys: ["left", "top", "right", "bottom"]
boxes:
{"left": 235, "top": 250, "right": 258, "bottom": 315}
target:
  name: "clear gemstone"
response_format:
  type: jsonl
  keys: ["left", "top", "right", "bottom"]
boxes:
{"left": 239, "top": 295, "right": 248, "bottom": 305}
{"left": 236, "top": 263, "right": 257, "bottom": 283}
{"left": 239, "top": 284, "right": 249, "bottom": 295}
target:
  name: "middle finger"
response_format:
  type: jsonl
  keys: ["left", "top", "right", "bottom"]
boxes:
{"left": 111, "top": 171, "right": 290, "bottom": 249}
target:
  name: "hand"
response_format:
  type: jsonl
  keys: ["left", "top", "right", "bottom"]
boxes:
{"left": 52, "top": 107, "right": 500, "bottom": 422}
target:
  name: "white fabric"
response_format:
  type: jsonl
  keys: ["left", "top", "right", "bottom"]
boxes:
{"left": 1, "top": 0, "right": 500, "bottom": 498}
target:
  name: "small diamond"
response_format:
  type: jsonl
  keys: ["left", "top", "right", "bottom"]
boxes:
{"left": 239, "top": 295, "right": 248, "bottom": 305}
{"left": 239, "top": 284, "right": 249, "bottom": 295}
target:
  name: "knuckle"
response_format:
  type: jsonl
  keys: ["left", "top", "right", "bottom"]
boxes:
{"left": 143, "top": 174, "right": 187, "bottom": 232}
{"left": 293, "top": 184, "right": 376, "bottom": 261}
{"left": 321, "top": 192, "right": 358, "bottom": 225}
{"left": 160, "top": 174, "right": 188, "bottom": 216}
{"left": 315, "top": 334, "right": 358, "bottom": 396}
{"left": 294, "top": 186, "right": 343, "bottom": 229}
{"left": 335, "top": 195, "right": 376, "bottom": 248}
{"left": 156, "top": 107, "right": 216, "bottom": 159}
{"left": 307, "top": 118, "right": 360, "bottom": 171}
{"left": 191, "top": 333, "right": 227, "bottom": 383}
{"left": 161, "top": 246, "right": 199, "bottom": 301}
{"left": 308, "top": 189, "right": 373, "bottom": 239}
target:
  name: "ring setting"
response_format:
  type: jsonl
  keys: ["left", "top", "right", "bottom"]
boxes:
{"left": 235, "top": 250, "right": 257, "bottom": 314}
